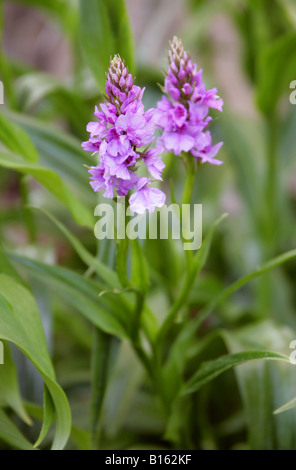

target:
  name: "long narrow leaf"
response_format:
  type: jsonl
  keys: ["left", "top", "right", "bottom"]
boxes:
{"left": 182, "top": 350, "right": 289, "bottom": 395}
{"left": 30, "top": 207, "right": 119, "bottom": 288}
{"left": 0, "top": 275, "right": 71, "bottom": 450}
{"left": 0, "top": 151, "right": 94, "bottom": 228}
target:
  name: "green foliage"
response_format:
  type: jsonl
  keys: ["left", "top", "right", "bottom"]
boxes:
{"left": 0, "top": 342, "right": 31, "bottom": 425}
{"left": 0, "top": 275, "right": 71, "bottom": 449}
{"left": 256, "top": 33, "right": 296, "bottom": 115}
{"left": 0, "top": 409, "right": 35, "bottom": 450}
{"left": 11, "top": 253, "right": 129, "bottom": 338}
{"left": 183, "top": 350, "right": 289, "bottom": 395}
{"left": 131, "top": 240, "right": 150, "bottom": 295}
{"left": 79, "top": 0, "right": 134, "bottom": 90}
{"left": 0, "top": 113, "right": 38, "bottom": 162}
{"left": 0, "top": 151, "right": 94, "bottom": 227}
{"left": 0, "top": 0, "right": 295, "bottom": 451}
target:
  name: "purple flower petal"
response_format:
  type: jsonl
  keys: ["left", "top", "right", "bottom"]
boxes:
{"left": 129, "top": 185, "right": 166, "bottom": 214}
{"left": 162, "top": 131, "right": 195, "bottom": 155}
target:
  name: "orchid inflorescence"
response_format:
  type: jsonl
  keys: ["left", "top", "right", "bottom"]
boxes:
{"left": 155, "top": 36, "right": 224, "bottom": 164}
{"left": 82, "top": 37, "right": 224, "bottom": 214}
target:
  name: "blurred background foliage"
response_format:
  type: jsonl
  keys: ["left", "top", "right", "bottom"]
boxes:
{"left": 0, "top": 0, "right": 296, "bottom": 450}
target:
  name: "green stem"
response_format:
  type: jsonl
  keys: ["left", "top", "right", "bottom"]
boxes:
{"left": 265, "top": 113, "right": 278, "bottom": 257}
{"left": 90, "top": 328, "right": 112, "bottom": 449}
{"left": 150, "top": 155, "right": 198, "bottom": 409}
{"left": 116, "top": 236, "right": 129, "bottom": 287}
{"left": 133, "top": 340, "right": 170, "bottom": 417}
{"left": 90, "top": 199, "right": 118, "bottom": 449}
{"left": 131, "top": 291, "right": 145, "bottom": 341}
{"left": 129, "top": 291, "right": 170, "bottom": 413}
{"left": 157, "top": 267, "right": 193, "bottom": 346}
{"left": 156, "top": 154, "right": 197, "bottom": 353}
{"left": 114, "top": 199, "right": 161, "bottom": 407}
{"left": 181, "top": 154, "right": 196, "bottom": 268}
{"left": 20, "top": 176, "right": 36, "bottom": 244}
{"left": 256, "top": 113, "right": 279, "bottom": 316}
{"left": 116, "top": 197, "right": 130, "bottom": 287}
{"left": 181, "top": 154, "right": 196, "bottom": 206}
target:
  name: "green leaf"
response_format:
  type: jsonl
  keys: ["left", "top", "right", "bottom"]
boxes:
{"left": 10, "top": 253, "right": 129, "bottom": 338}
{"left": 0, "top": 409, "right": 35, "bottom": 450}
{"left": 90, "top": 330, "right": 118, "bottom": 440}
{"left": 220, "top": 113, "right": 263, "bottom": 230}
{"left": 274, "top": 397, "right": 296, "bottom": 415}
{"left": 181, "top": 248, "right": 296, "bottom": 345}
{"left": 191, "top": 213, "right": 228, "bottom": 278}
{"left": 167, "top": 248, "right": 296, "bottom": 399}
{"left": 0, "top": 113, "right": 38, "bottom": 162}
{"left": 158, "top": 214, "right": 227, "bottom": 342}
{"left": 31, "top": 206, "right": 120, "bottom": 288}
{"left": 0, "top": 151, "right": 94, "bottom": 228}
{"left": 4, "top": 110, "right": 95, "bottom": 207}
{"left": 182, "top": 350, "right": 289, "bottom": 395}
{"left": 0, "top": 275, "right": 71, "bottom": 450}
{"left": 105, "top": 0, "right": 134, "bottom": 73}
{"left": 0, "top": 342, "right": 31, "bottom": 425}
{"left": 131, "top": 240, "right": 149, "bottom": 294}
{"left": 222, "top": 322, "right": 296, "bottom": 449}
{"left": 24, "top": 401, "right": 91, "bottom": 450}
{"left": 256, "top": 32, "right": 296, "bottom": 115}
{"left": 101, "top": 341, "right": 149, "bottom": 436}
{"left": 0, "top": 243, "right": 24, "bottom": 282}
{"left": 79, "top": 0, "right": 134, "bottom": 90}
{"left": 34, "top": 387, "right": 54, "bottom": 449}
{"left": 15, "top": 72, "right": 91, "bottom": 137}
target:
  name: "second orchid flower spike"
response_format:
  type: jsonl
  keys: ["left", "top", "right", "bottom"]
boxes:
{"left": 155, "top": 36, "right": 224, "bottom": 165}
